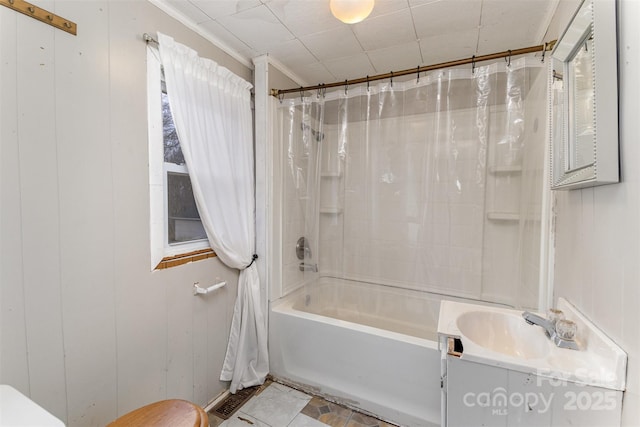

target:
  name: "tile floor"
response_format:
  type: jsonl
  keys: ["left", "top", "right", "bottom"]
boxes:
{"left": 208, "top": 382, "right": 397, "bottom": 427}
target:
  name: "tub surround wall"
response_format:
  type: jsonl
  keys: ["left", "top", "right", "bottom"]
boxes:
{"left": 551, "top": 0, "right": 640, "bottom": 424}
{"left": 0, "top": 2, "right": 250, "bottom": 425}
{"left": 339, "top": 111, "right": 487, "bottom": 297}
{"left": 280, "top": 103, "right": 326, "bottom": 296}
{"left": 481, "top": 68, "right": 548, "bottom": 308}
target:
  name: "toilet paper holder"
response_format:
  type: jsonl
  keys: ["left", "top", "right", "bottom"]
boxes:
{"left": 193, "top": 281, "right": 226, "bottom": 296}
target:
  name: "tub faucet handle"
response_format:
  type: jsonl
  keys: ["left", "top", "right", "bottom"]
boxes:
{"left": 299, "top": 262, "right": 318, "bottom": 272}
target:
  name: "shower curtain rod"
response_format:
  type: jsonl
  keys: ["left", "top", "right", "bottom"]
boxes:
{"left": 270, "top": 40, "right": 556, "bottom": 98}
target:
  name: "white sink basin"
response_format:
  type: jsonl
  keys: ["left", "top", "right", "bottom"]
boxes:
{"left": 437, "top": 298, "right": 628, "bottom": 391}
{"left": 456, "top": 310, "right": 550, "bottom": 359}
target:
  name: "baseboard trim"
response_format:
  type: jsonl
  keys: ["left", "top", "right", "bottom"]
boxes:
{"left": 204, "top": 389, "right": 231, "bottom": 412}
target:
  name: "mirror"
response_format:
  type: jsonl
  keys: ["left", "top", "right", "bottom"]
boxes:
{"left": 549, "top": 0, "right": 619, "bottom": 190}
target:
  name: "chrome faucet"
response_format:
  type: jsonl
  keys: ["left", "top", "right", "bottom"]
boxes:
{"left": 299, "top": 262, "right": 318, "bottom": 272}
{"left": 522, "top": 311, "right": 579, "bottom": 350}
{"left": 522, "top": 312, "right": 556, "bottom": 338}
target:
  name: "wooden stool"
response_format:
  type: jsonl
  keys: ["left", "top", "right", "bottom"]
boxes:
{"left": 108, "top": 399, "right": 208, "bottom": 427}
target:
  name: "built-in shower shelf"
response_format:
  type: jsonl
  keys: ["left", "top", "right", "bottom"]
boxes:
{"left": 489, "top": 165, "right": 522, "bottom": 174}
{"left": 486, "top": 212, "right": 520, "bottom": 221}
{"left": 321, "top": 172, "right": 342, "bottom": 178}
{"left": 320, "top": 207, "right": 343, "bottom": 214}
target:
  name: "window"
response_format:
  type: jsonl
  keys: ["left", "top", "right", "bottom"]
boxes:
{"left": 148, "top": 45, "right": 214, "bottom": 270}
{"left": 161, "top": 86, "right": 207, "bottom": 245}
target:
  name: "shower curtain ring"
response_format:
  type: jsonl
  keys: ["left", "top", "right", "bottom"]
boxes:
{"left": 416, "top": 66, "right": 420, "bottom": 83}
{"left": 390, "top": 71, "right": 394, "bottom": 87}
{"left": 366, "top": 75, "right": 370, "bottom": 92}
{"left": 300, "top": 87, "right": 304, "bottom": 102}
{"left": 541, "top": 42, "right": 547, "bottom": 63}
{"left": 344, "top": 80, "right": 348, "bottom": 96}
{"left": 505, "top": 50, "right": 511, "bottom": 67}
{"left": 471, "top": 56, "right": 476, "bottom": 74}
{"left": 278, "top": 92, "right": 284, "bottom": 104}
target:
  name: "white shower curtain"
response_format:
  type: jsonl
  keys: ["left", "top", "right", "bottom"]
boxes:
{"left": 158, "top": 33, "right": 267, "bottom": 393}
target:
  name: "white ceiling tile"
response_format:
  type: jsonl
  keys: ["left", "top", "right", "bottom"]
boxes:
{"left": 419, "top": 28, "right": 479, "bottom": 65}
{"left": 323, "top": 53, "right": 376, "bottom": 81}
{"left": 411, "top": 0, "right": 482, "bottom": 39}
{"left": 287, "top": 62, "right": 336, "bottom": 86}
{"left": 199, "top": 19, "right": 259, "bottom": 57}
{"left": 266, "top": 0, "right": 343, "bottom": 37}
{"left": 353, "top": 8, "right": 416, "bottom": 51}
{"left": 191, "top": 0, "right": 262, "bottom": 19}
{"left": 478, "top": 0, "right": 554, "bottom": 52}
{"left": 368, "top": 0, "right": 412, "bottom": 18}
{"left": 367, "top": 41, "right": 422, "bottom": 73}
{"left": 408, "top": 0, "right": 443, "bottom": 5}
{"left": 265, "top": 38, "right": 318, "bottom": 67}
{"left": 157, "top": 0, "right": 557, "bottom": 88}
{"left": 300, "top": 26, "right": 363, "bottom": 61}
{"left": 216, "top": 4, "right": 295, "bottom": 52}
{"left": 164, "top": 0, "right": 212, "bottom": 24}
{"left": 480, "top": 0, "right": 552, "bottom": 27}
{"left": 477, "top": 24, "right": 534, "bottom": 54}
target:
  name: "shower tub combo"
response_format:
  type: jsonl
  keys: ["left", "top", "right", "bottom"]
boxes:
{"left": 270, "top": 277, "right": 488, "bottom": 427}
{"left": 269, "top": 59, "right": 547, "bottom": 427}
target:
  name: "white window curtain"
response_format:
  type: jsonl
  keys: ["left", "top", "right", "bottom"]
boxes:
{"left": 158, "top": 32, "right": 267, "bottom": 393}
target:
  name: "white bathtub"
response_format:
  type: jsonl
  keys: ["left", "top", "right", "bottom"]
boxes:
{"left": 269, "top": 278, "right": 449, "bottom": 427}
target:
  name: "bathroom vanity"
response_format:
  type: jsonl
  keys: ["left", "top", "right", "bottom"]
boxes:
{"left": 437, "top": 298, "right": 626, "bottom": 426}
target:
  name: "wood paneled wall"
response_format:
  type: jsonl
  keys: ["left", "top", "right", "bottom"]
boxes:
{"left": 0, "top": 1, "right": 250, "bottom": 425}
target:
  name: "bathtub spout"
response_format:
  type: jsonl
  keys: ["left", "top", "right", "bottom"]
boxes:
{"left": 299, "top": 262, "right": 318, "bottom": 272}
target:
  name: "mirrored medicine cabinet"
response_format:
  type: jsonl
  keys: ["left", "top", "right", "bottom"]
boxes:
{"left": 549, "top": 0, "right": 619, "bottom": 190}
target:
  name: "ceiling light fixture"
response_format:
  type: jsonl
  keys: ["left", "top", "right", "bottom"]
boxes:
{"left": 330, "top": 0, "right": 375, "bottom": 24}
